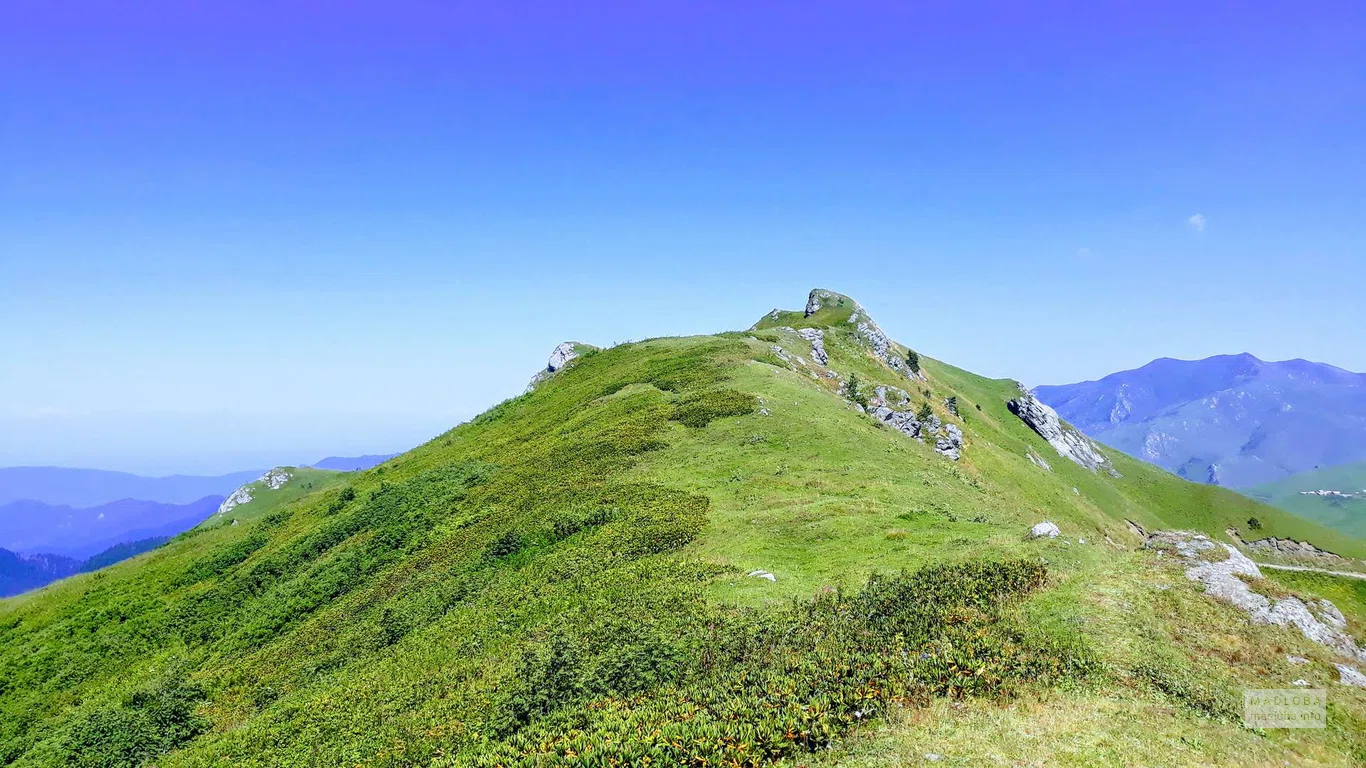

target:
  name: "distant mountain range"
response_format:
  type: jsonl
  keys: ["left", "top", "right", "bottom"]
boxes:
{"left": 0, "top": 538, "right": 168, "bottom": 598}
{"left": 0, "top": 466, "right": 259, "bottom": 508}
{"left": 312, "top": 454, "right": 398, "bottom": 471}
{"left": 1034, "top": 353, "right": 1366, "bottom": 488}
{"left": 0, "top": 496, "right": 223, "bottom": 558}
{"left": 0, "top": 455, "right": 398, "bottom": 509}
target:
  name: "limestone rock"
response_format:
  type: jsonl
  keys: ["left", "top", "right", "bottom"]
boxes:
{"left": 1008, "top": 392, "right": 1113, "bottom": 473}
{"left": 526, "top": 341, "right": 598, "bottom": 392}
{"left": 259, "top": 468, "right": 292, "bottom": 490}
{"left": 1336, "top": 664, "right": 1366, "bottom": 688}
{"left": 217, "top": 484, "right": 253, "bottom": 516}
{"left": 1029, "top": 521, "right": 1061, "bottom": 539}
{"left": 748, "top": 569, "right": 777, "bottom": 582}
{"left": 1226, "top": 529, "right": 1344, "bottom": 562}
{"left": 796, "top": 328, "right": 828, "bottom": 366}
{"left": 867, "top": 404, "right": 963, "bottom": 461}
{"left": 1154, "top": 531, "right": 1366, "bottom": 664}
{"left": 935, "top": 423, "right": 964, "bottom": 460}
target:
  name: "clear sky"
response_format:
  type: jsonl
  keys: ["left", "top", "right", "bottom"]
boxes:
{"left": 2, "top": 1, "right": 1364, "bottom": 475}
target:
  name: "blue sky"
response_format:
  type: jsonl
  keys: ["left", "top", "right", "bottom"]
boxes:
{"left": 2, "top": 1, "right": 1364, "bottom": 474}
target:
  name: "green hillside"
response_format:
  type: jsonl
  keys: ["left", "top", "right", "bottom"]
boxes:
{"left": 196, "top": 466, "right": 352, "bottom": 529}
{"left": 3, "top": 289, "right": 1365, "bottom": 766}
{"left": 1247, "top": 462, "right": 1366, "bottom": 539}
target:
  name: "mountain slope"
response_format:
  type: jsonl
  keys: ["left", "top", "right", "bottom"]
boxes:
{"left": 1034, "top": 353, "right": 1366, "bottom": 488}
{"left": 2, "top": 290, "right": 1365, "bottom": 767}
{"left": 1248, "top": 461, "right": 1366, "bottom": 539}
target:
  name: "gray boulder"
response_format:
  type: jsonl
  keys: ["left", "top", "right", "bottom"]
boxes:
{"left": 1029, "top": 521, "right": 1061, "bottom": 539}
{"left": 1008, "top": 392, "right": 1113, "bottom": 472}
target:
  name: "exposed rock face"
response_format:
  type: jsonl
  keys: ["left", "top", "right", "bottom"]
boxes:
{"left": 259, "top": 468, "right": 291, "bottom": 490}
{"left": 1337, "top": 664, "right": 1366, "bottom": 688}
{"left": 526, "top": 341, "right": 597, "bottom": 392}
{"left": 1151, "top": 531, "right": 1366, "bottom": 664}
{"left": 1008, "top": 391, "right": 1114, "bottom": 473}
{"left": 1226, "top": 529, "right": 1344, "bottom": 562}
{"left": 1029, "top": 522, "right": 1061, "bottom": 539}
{"left": 866, "top": 404, "right": 963, "bottom": 460}
{"left": 935, "top": 424, "right": 964, "bottom": 460}
{"left": 796, "top": 328, "right": 828, "bottom": 366}
{"left": 217, "top": 485, "right": 253, "bottom": 516}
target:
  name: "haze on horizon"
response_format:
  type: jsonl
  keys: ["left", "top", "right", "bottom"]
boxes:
{"left": 3, "top": 1, "right": 1363, "bottom": 475}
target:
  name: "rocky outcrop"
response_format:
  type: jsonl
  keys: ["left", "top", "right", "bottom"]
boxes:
{"left": 796, "top": 328, "right": 828, "bottom": 366}
{"left": 259, "top": 468, "right": 291, "bottom": 490}
{"left": 867, "top": 405, "right": 963, "bottom": 460}
{"left": 1337, "top": 664, "right": 1366, "bottom": 688}
{"left": 526, "top": 341, "right": 598, "bottom": 392}
{"left": 805, "top": 289, "right": 919, "bottom": 379}
{"left": 1008, "top": 391, "right": 1114, "bottom": 473}
{"left": 935, "top": 424, "right": 964, "bottom": 460}
{"left": 1149, "top": 531, "right": 1366, "bottom": 664}
{"left": 1226, "top": 529, "right": 1344, "bottom": 562}
{"left": 217, "top": 484, "right": 254, "bottom": 516}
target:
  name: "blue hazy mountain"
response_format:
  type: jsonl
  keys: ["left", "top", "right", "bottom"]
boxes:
{"left": 1034, "top": 354, "right": 1366, "bottom": 488}
{"left": 0, "top": 496, "right": 223, "bottom": 559}
{"left": 311, "top": 454, "right": 398, "bottom": 471}
{"left": 0, "top": 466, "right": 259, "bottom": 508}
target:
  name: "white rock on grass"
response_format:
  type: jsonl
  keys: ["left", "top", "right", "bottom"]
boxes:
{"left": 258, "top": 468, "right": 292, "bottom": 490}
{"left": 796, "top": 327, "right": 828, "bottom": 366}
{"left": 1156, "top": 531, "right": 1366, "bottom": 664}
{"left": 217, "top": 484, "right": 254, "bottom": 516}
{"left": 1029, "top": 522, "right": 1061, "bottom": 539}
{"left": 748, "top": 570, "right": 777, "bottom": 582}
{"left": 1009, "top": 391, "right": 1114, "bottom": 473}
{"left": 1336, "top": 664, "right": 1366, "bottom": 688}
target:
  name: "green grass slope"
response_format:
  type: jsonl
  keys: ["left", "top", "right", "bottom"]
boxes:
{"left": 1247, "top": 461, "right": 1366, "bottom": 539}
{"left": 196, "top": 466, "right": 351, "bottom": 529}
{"left": 2, "top": 289, "right": 1365, "bottom": 767}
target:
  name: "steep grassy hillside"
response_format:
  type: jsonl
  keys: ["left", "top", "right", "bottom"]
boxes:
{"left": 2, "top": 290, "right": 1364, "bottom": 767}
{"left": 1248, "top": 462, "right": 1366, "bottom": 539}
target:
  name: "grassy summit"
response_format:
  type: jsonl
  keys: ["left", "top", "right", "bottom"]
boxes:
{"left": 2, "top": 289, "right": 1365, "bottom": 766}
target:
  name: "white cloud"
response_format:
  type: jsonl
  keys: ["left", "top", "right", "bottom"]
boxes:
{"left": 1188, "top": 213, "right": 1207, "bottom": 233}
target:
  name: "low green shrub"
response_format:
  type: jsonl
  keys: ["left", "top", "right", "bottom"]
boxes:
{"left": 458, "top": 560, "right": 1092, "bottom": 767}
{"left": 671, "top": 389, "right": 758, "bottom": 428}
